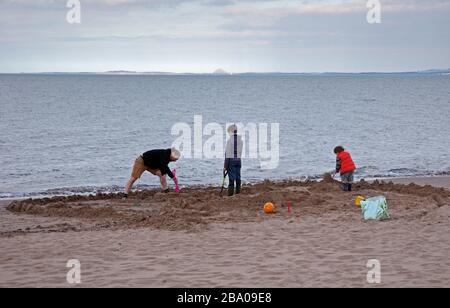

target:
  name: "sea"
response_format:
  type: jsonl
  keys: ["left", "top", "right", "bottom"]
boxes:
{"left": 1, "top": 74, "right": 449, "bottom": 199}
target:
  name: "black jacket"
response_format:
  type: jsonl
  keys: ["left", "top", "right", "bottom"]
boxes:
{"left": 142, "top": 149, "right": 174, "bottom": 178}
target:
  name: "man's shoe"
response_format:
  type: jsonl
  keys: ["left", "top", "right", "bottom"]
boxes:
{"left": 236, "top": 180, "right": 241, "bottom": 195}
{"left": 228, "top": 183, "right": 235, "bottom": 197}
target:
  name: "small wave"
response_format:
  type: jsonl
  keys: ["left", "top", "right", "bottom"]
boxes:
{"left": 0, "top": 184, "right": 162, "bottom": 200}
{"left": 43, "top": 185, "right": 123, "bottom": 195}
{"left": 8, "top": 172, "right": 33, "bottom": 177}
{"left": 358, "top": 168, "right": 449, "bottom": 179}
{"left": 0, "top": 192, "right": 19, "bottom": 199}
{"left": 436, "top": 170, "right": 450, "bottom": 176}
{"left": 360, "top": 98, "right": 377, "bottom": 102}
{"left": 388, "top": 168, "right": 417, "bottom": 173}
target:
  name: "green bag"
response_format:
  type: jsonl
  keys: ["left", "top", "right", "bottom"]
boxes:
{"left": 361, "top": 196, "right": 390, "bottom": 221}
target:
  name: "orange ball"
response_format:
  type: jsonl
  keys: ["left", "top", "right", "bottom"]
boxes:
{"left": 264, "top": 202, "right": 275, "bottom": 214}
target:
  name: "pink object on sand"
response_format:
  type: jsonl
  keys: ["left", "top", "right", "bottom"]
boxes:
{"left": 172, "top": 169, "right": 180, "bottom": 193}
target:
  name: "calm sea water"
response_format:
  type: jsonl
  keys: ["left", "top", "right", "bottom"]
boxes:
{"left": 1, "top": 74, "right": 450, "bottom": 198}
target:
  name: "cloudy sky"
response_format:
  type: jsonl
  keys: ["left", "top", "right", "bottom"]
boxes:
{"left": 0, "top": 0, "right": 449, "bottom": 73}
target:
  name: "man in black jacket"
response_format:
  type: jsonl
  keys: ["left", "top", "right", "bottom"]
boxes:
{"left": 124, "top": 148, "right": 180, "bottom": 198}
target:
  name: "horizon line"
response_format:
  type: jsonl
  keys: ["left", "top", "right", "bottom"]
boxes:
{"left": 1, "top": 68, "right": 450, "bottom": 76}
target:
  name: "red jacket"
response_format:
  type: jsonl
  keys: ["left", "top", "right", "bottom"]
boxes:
{"left": 337, "top": 151, "right": 356, "bottom": 175}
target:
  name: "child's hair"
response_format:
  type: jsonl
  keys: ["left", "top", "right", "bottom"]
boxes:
{"left": 334, "top": 146, "right": 345, "bottom": 154}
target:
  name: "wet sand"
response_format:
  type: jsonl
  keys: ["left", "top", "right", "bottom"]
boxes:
{"left": 0, "top": 176, "right": 449, "bottom": 288}
{"left": 389, "top": 176, "right": 450, "bottom": 190}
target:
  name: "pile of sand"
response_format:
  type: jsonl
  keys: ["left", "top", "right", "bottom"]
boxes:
{"left": 5, "top": 177, "right": 450, "bottom": 237}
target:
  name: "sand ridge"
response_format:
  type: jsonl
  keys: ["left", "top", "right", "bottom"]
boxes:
{"left": 4, "top": 177, "right": 450, "bottom": 237}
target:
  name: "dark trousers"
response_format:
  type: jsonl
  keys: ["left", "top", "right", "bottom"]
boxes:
{"left": 340, "top": 171, "right": 354, "bottom": 191}
{"left": 228, "top": 159, "right": 241, "bottom": 196}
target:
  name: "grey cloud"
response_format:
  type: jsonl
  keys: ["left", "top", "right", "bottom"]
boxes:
{"left": 0, "top": 0, "right": 449, "bottom": 73}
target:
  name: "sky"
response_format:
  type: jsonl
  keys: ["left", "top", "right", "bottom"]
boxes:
{"left": 0, "top": 0, "right": 449, "bottom": 73}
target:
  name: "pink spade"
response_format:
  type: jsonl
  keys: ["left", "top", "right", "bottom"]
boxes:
{"left": 172, "top": 169, "right": 180, "bottom": 193}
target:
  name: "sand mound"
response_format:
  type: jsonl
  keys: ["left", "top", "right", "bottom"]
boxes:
{"left": 5, "top": 179, "right": 449, "bottom": 236}
{"left": 322, "top": 172, "right": 335, "bottom": 183}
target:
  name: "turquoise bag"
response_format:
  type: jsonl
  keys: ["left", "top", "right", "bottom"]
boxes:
{"left": 361, "top": 196, "right": 390, "bottom": 221}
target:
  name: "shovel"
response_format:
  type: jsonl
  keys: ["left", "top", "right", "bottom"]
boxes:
{"left": 172, "top": 169, "right": 180, "bottom": 193}
{"left": 219, "top": 171, "right": 228, "bottom": 197}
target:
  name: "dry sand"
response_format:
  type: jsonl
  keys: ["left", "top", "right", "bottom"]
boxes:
{"left": 0, "top": 176, "right": 449, "bottom": 288}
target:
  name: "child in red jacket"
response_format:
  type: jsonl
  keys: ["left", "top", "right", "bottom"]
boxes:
{"left": 333, "top": 146, "right": 356, "bottom": 191}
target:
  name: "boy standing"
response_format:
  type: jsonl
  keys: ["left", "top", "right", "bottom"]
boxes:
{"left": 333, "top": 146, "right": 356, "bottom": 192}
{"left": 224, "top": 124, "right": 243, "bottom": 197}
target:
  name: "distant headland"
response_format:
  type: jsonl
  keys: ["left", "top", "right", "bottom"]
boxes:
{"left": 5, "top": 68, "right": 450, "bottom": 76}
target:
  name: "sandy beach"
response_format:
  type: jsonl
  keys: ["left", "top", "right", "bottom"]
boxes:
{"left": 1, "top": 176, "right": 449, "bottom": 288}
{"left": 389, "top": 176, "right": 450, "bottom": 190}
{"left": 2, "top": 0, "right": 450, "bottom": 291}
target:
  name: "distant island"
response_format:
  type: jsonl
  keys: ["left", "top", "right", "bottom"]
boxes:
{"left": 7, "top": 68, "right": 450, "bottom": 76}
{"left": 212, "top": 68, "right": 232, "bottom": 75}
{"left": 103, "top": 68, "right": 232, "bottom": 76}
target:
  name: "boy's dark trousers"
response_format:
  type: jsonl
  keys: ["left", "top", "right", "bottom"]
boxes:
{"left": 341, "top": 183, "right": 352, "bottom": 191}
{"left": 227, "top": 159, "right": 242, "bottom": 196}
{"left": 340, "top": 171, "right": 354, "bottom": 192}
